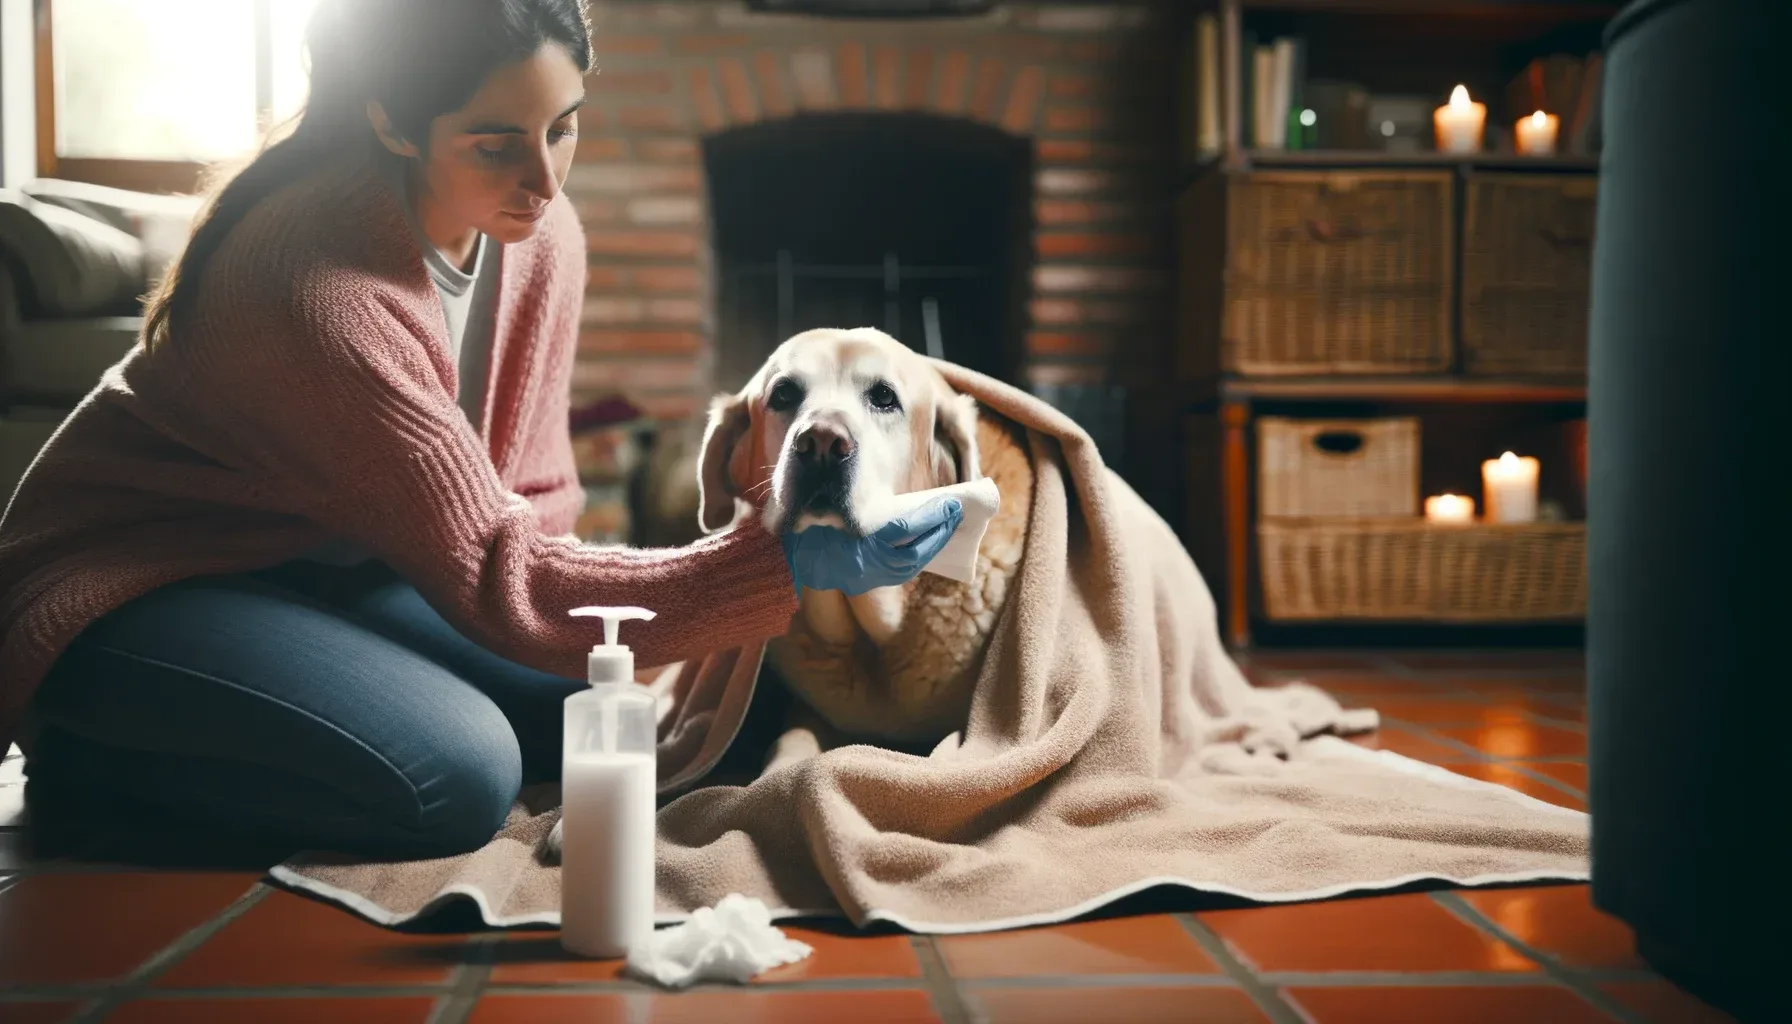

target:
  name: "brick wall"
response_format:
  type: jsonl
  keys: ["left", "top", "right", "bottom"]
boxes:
{"left": 568, "top": 1, "right": 1177, "bottom": 539}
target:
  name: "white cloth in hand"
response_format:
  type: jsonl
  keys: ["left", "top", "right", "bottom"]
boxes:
{"left": 625, "top": 894, "right": 813, "bottom": 988}
{"left": 859, "top": 476, "right": 1001, "bottom": 584}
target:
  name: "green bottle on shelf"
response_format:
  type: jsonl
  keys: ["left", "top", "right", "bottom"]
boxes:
{"left": 1288, "top": 104, "right": 1318, "bottom": 151}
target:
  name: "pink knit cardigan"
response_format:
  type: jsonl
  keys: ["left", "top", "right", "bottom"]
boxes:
{"left": 0, "top": 158, "right": 796, "bottom": 753}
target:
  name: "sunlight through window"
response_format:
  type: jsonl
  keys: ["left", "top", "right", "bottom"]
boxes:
{"left": 270, "top": 0, "right": 321, "bottom": 127}
{"left": 53, "top": 0, "right": 318, "bottom": 163}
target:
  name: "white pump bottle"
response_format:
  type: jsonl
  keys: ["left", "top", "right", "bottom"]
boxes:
{"left": 560, "top": 605, "right": 658, "bottom": 958}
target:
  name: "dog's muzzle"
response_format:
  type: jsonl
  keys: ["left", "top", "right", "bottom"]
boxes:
{"left": 788, "top": 420, "right": 856, "bottom": 520}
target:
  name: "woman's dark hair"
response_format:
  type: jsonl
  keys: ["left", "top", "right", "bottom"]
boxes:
{"left": 142, "top": 0, "right": 592, "bottom": 349}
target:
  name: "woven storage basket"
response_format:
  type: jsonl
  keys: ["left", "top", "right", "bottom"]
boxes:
{"left": 1257, "top": 417, "right": 1419, "bottom": 518}
{"left": 1461, "top": 173, "right": 1598, "bottom": 376}
{"left": 1223, "top": 171, "right": 1453, "bottom": 376}
{"left": 1257, "top": 519, "right": 1587, "bottom": 622}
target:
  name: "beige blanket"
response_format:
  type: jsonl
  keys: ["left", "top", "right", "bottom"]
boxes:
{"left": 274, "top": 368, "right": 1588, "bottom": 931}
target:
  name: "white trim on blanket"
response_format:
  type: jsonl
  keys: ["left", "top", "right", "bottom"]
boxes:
{"left": 268, "top": 740, "right": 1590, "bottom": 933}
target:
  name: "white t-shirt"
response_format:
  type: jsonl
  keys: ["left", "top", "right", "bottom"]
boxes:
{"left": 409, "top": 195, "right": 501, "bottom": 431}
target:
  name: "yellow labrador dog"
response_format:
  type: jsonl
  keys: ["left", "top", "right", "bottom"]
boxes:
{"left": 697, "top": 328, "right": 1033, "bottom": 765}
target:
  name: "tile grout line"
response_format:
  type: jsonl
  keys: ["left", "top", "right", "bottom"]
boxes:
{"left": 1284, "top": 682, "right": 1587, "bottom": 737}
{"left": 1369, "top": 653, "right": 1414, "bottom": 679}
{"left": 426, "top": 934, "right": 497, "bottom": 1024}
{"left": 910, "top": 935, "right": 976, "bottom": 1024}
{"left": 1382, "top": 710, "right": 1585, "bottom": 738}
{"left": 1389, "top": 707, "right": 1586, "bottom": 734}
{"left": 1520, "top": 711, "right": 1586, "bottom": 733}
{"left": 1254, "top": 969, "right": 1649, "bottom": 987}
{"left": 69, "top": 881, "right": 272, "bottom": 1024}
{"left": 1388, "top": 718, "right": 1562, "bottom": 769}
{"left": 1430, "top": 891, "right": 1644, "bottom": 1024}
{"left": 1378, "top": 718, "right": 1589, "bottom": 802}
{"left": 1172, "top": 913, "right": 1306, "bottom": 1024}
{"left": 956, "top": 974, "right": 1236, "bottom": 989}
{"left": 1496, "top": 762, "right": 1589, "bottom": 801}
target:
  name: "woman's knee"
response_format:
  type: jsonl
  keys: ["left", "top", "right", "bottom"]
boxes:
{"left": 406, "top": 707, "right": 524, "bottom": 855}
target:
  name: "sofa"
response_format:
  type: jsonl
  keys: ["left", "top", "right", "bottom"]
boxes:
{"left": 0, "top": 179, "right": 199, "bottom": 503}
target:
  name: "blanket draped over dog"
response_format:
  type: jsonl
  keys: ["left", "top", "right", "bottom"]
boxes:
{"left": 274, "top": 368, "right": 1589, "bottom": 931}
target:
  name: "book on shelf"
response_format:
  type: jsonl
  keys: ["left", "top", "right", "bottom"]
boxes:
{"left": 1242, "top": 35, "right": 1313, "bottom": 153}
{"left": 1239, "top": 29, "right": 1256, "bottom": 148}
{"left": 1180, "top": 11, "right": 1222, "bottom": 165}
{"left": 1253, "top": 42, "right": 1275, "bottom": 149}
{"left": 1268, "top": 38, "right": 1294, "bottom": 150}
{"left": 1568, "top": 52, "right": 1604, "bottom": 156}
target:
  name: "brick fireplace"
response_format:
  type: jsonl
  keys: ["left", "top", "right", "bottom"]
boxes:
{"left": 566, "top": 1, "right": 1176, "bottom": 543}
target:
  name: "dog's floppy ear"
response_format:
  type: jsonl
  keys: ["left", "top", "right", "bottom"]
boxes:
{"left": 697, "top": 391, "right": 752, "bottom": 533}
{"left": 932, "top": 391, "right": 981, "bottom": 485}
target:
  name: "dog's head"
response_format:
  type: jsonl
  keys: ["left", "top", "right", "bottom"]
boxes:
{"left": 697, "top": 327, "right": 979, "bottom": 536}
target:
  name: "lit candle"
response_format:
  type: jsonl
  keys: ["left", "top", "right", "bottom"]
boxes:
{"left": 1425, "top": 494, "right": 1476, "bottom": 525}
{"left": 1515, "top": 109, "right": 1559, "bottom": 156}
{"left": 1481, "top": 451, "right": 1541, "bottom": 524}
{"left": 1433, "top": 85, "right": 1487, "bottom": 154}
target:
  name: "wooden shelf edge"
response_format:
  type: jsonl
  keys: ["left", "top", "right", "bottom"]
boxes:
{"left": 1219, "top": 376, "right": 1587, "bottom": 403}
{"left": 1239, "top": 149, "right": 1600, "bottom": 172}
{"left": 1240, "top": 0, "right": 1618, "bottom": 14}
{"left": 1257, "top": 518, "right": 1584, "bottom": 531}
{"left": 1258, "top": 614, "right": 1585, "bottom": 626}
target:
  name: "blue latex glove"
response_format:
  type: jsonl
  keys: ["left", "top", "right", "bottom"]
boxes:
{"left": 781, "top": 498, "right": 964, "bottom": 596}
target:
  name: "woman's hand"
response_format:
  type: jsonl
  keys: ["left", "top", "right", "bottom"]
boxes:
{"left": 781, "top": 498, "right": 965, "bottom": 596}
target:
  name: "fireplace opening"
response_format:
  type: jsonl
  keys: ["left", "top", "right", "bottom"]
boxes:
{"left": 704, "top": 112, "right": 1034, "bottom": 390}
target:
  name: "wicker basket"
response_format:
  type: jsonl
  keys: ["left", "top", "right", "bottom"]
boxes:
{"left": 1257, "top": 519, "right": 1587, "bottom": 622}
{"left": 1258, "top": 417, "right": 1419, "bottom": 518}
{"left": 1223, "top": 171, "right": 1454, "bottom": 376}
{"left": 1461, "top": 173, "right": 1598, "bottom": 376}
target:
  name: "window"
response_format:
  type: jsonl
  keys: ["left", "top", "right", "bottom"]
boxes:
{"left": 38, "top": 0, "right": 317, "bottom": 191}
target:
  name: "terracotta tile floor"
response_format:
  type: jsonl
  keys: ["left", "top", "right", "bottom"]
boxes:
{"left": 0, "top": 649, "right": 1741, "bottom": 1023}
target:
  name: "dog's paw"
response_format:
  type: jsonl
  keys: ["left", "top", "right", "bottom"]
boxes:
{"left": 763, "top": 724, "right": 825, "bottom": 775}
{"left": 541, "top": 817, "right": 564, "bottom": 864}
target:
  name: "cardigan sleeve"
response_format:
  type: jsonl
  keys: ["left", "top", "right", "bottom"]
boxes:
{"left": 185, "top": 268, "right": 795, "bottom": 679}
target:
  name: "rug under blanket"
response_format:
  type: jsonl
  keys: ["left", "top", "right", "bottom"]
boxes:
{"left": 274, "top": 366, "right": 1589, "bottom": 932}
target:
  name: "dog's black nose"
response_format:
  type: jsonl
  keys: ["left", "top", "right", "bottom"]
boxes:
{"left": 793, "top": 423, "right": 855, "bottom": 467}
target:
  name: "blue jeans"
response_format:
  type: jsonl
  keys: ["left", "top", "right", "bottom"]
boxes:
{"left": 25, "top": 561, "right": 586, "bottom": 858}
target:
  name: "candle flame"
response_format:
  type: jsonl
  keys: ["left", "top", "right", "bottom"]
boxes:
{"left": 1531, "top": 110, "right": 1548, "bottom": 126}
{"left": 1500, "top": 451, "right": 1519, "bottom": 465}
{"left": 1450, "top": 85, "right": 1472, "bottom": 108}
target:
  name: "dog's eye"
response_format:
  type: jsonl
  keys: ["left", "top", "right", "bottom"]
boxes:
{"left": 867, "top": 382, "right": 901, "bottom": 411}
{"left": 768, "top": 379, "right": 803, "bottom": 412}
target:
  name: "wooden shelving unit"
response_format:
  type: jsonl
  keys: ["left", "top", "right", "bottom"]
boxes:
{"left": 1221, "top": 376, "right": 1586, "bottom": 404}
{"left": 1175, "top": 0, "right": 1613, "bottom": 648}
{"left": 1241, "top": 150, "right": 1601, "bottom": 171}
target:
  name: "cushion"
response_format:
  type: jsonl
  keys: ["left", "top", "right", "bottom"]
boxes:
{"left": 3, "top": 316, "right": 141, "bottom": 403}
{"left": 1, "top": 410, "right": 64, "bottom": 507}
{"left": 21, "top": 178, "right": 201, "bottom": 287}
{"left": 0, "top": 189, "right": 146, "bottom": 316}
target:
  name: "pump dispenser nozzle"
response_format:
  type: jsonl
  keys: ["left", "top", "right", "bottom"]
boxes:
{"left": 569, "top": 606, "right": 657, "bottom": 686}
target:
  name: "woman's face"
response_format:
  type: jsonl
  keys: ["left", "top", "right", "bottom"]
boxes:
{"left": 410, "top": 42, "right": 586, "bottom": 246}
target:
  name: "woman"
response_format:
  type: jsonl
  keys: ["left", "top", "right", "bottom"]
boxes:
{"left": 0, "top": 0, "right": 959, "bottom": 857}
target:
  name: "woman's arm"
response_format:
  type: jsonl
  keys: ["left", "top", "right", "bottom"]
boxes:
{"left": 183, "top": 263, "right": 794, "bottom": 679}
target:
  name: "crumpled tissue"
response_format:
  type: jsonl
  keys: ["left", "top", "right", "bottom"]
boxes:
{"left": 624, "top": 894, "right": 813, "bottom": 988}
